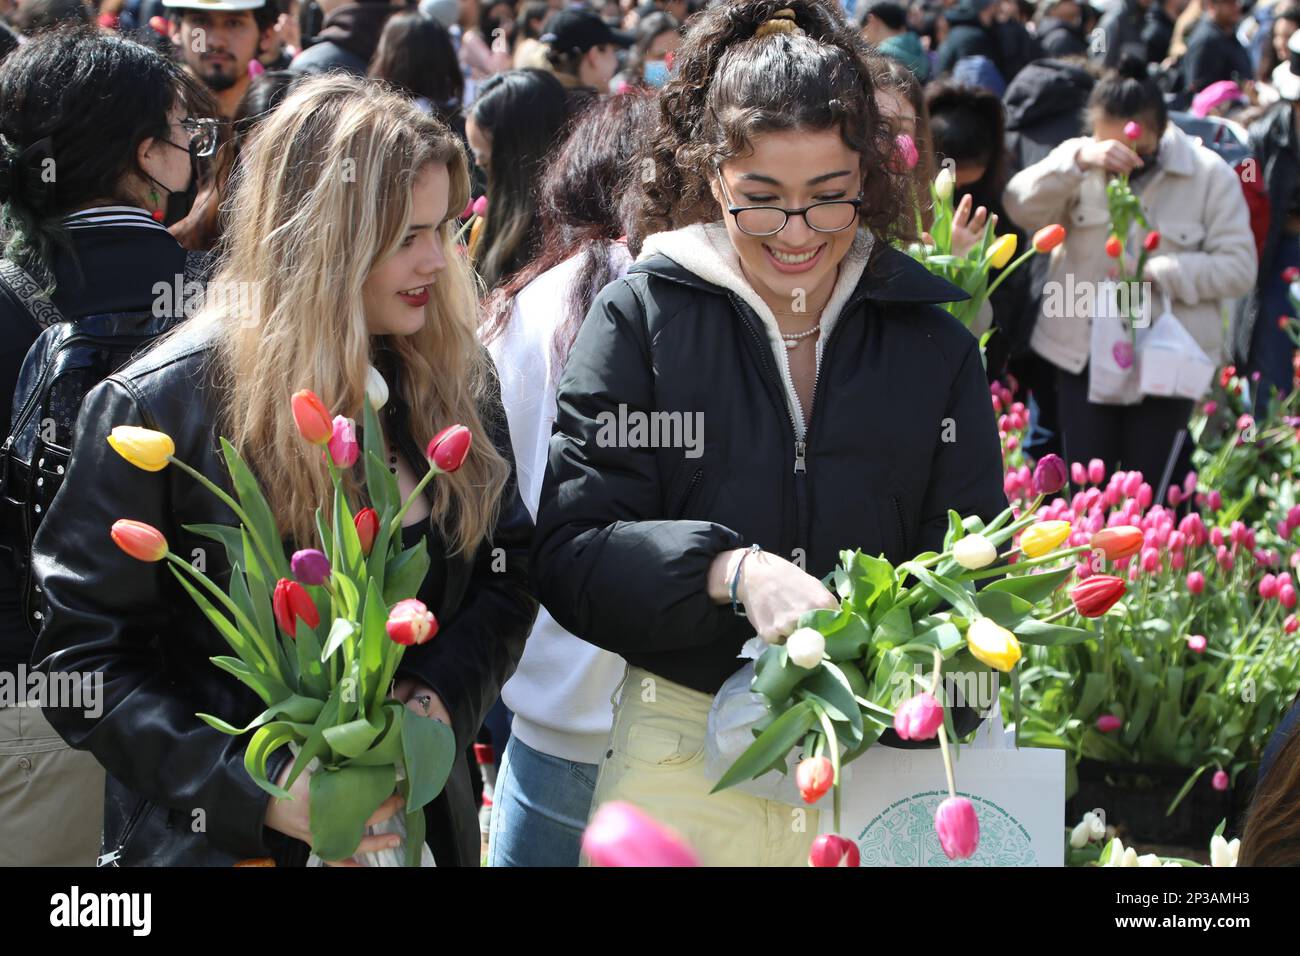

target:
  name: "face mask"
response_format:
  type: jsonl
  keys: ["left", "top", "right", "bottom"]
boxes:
{"left": 148, "top": 146, "right": 199, "bottom": 227}
{"left": 643, "top": 59, "right": 670, "bottom": 88}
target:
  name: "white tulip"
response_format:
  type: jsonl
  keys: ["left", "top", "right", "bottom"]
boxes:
{"left": 1103, "top": 838, "right": 1126, "bottom": 866}
{"left": 935, "top": 166, "right": 955, "bottom": 202}
{"left": 365, "top": 364, "right": 389, "bottom": 411}
{"left": 786, "top": 628, "right": 826, "bottom": 669}
{"left": 1137, "top": 854, "right": 1161, "bottom": 867}
{"left": 1070, "top": 819, "right": 1092, "bottom": 849}
{"left": 1121, "top": 847, "right": 1139, "bottom": 867}
{"left": 1089, "top": 814, "right": 1107, "bottom": 841}
{"left": 1210, "top": 835, "right": 1240, "bottom": 868}
{"left": 953, "top": 533, "right": 998, "bottom": 570}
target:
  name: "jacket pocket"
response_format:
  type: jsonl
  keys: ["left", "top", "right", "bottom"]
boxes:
{"left": 666, "top": 464, "right": 705, "bottom": 520}
{"left": 619, "top": 723, "right": 705, "bottom": 772}
{"left": 1159, "top": 221, "right": 1206, "bottom": 251}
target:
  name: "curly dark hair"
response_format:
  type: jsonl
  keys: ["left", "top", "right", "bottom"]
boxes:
{"left": 634, "top": 0, "right": 906, "bottom": 244}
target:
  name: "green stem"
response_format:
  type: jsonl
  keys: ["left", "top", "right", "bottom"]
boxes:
{"left": 167, "top": 455, "right": 281, "bottom": 576}
{"left": 164, "top": 551, "right": 283, "bottom": 680}
{"left": 958, "top": 544, "right": 1091, "bottom": 582}
{"left": 812, "top": 702, "right": 842, "bottom": 835}
{"left": 981, "top": 247, "right": 1037, "bottom": 301}
{"left": 387, "top": 464, "right": 441, "bottom": 538}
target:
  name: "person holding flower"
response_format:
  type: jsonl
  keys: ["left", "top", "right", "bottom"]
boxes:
{"left": 1002, "top": 56, "right": 1256, "bottom": 484}
{"left": 29, "top": 74, "right": 537, "bottom": 867}
{"left": 532, "top": 0, "right": 1007, "bottom": 867}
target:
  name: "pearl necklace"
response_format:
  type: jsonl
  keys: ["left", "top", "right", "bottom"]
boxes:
{"left": 780, "top": 325, "right": 821, "bottom": 350}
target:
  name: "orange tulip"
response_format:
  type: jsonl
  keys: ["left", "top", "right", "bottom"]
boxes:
{"left": 1032, "top": 224, "right": 1066, "bottom": 254}
{"left": 1091, "top": 526, "right": 1143, "bottom": 561}
{"left": 111, "top": 519, "right": 168, "bottom": 562}
{"left": 290, "top": 390, "right": 333, "bottom": 446}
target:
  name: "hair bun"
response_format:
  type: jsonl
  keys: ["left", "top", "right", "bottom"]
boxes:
{"left": 1115, "top": 52, "right": 1148, "bottom": 82}
{"left": 755, "top": 7, "right": 802, "bottom": 38}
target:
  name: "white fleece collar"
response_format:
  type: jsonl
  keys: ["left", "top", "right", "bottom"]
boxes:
{"left": 637, "top": 221, "right": 874, "bottom": 437}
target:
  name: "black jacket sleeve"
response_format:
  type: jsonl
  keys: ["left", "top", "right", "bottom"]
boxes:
{"left": 532, "top": 277, "right": 745, "bottom": 657}
{"left": 395, "top": 360, "right": 538, "bottom": 750}
{"left": 30, "top": 378, "right": 287, "bottom": 859}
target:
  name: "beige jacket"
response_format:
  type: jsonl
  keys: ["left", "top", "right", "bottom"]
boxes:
{"left": 1002, "top": 123, "right": 1256, "bottom": 378}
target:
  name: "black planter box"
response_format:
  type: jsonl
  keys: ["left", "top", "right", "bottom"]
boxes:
{"left": 1065, "top": 759, "right": 1258, "bottom": 846}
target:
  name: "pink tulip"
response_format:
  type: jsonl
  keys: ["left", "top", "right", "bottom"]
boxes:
{"left": 1281, "top": 584, "right": 1298, "bottom": 609}
{"left": 1168, "top": 530, "right": 1186, "bottom": 552}
{"left": 1279, "top": 520, "right": 1292, "bottom": 538}
{"left": 1170, "top": 551, "right": 1186, "bottom": 570}
{"left": 1071, "top": 461, "right": 1087, "bottom": 486}
{"left": 1168, "top": 486, "right": 1183, "bottom": 507}
{"left": 327, "top": 415, "right": 359, "bottom": 468}
{"left": 894, "top": 692, "right": 945, "bottom": 741}
{"left": 1236, "top": 413, "right": 1254, "bottom": 433}
{"left": 1123, "top": 472, "right": 1143, "bottom": 498}
{"left": 894, "top": 133, "right": 919, "bottom": 170}
{"left": 1211, "top": 770, "right": 1229, "bottom": 791}
{"left": 1096, "top": 714, "right": 1122, "bottom": 733}
{"left": 1259, "top": 574, "right": 1279, "bottom": 600}
{"left": 796, "top": 756, "right": 834, "bottom": 803}
{"left": 1006, "top": 435, "right": 1019, "bottom": 451}
{"left": 1137, "top": 483, "right": 1153, "bottom": 509}
{"left": 809, "top": 833, "right": 860, "bottom": 867}
{"left": 472, "top": 194, "right": 489, "bottom": 217}
{"left": 582, "top": 802, "right": 698, "bottom": 867}
{"left": 1244, "top": 528, "right": 1257, "bottom": 551}
{"left": 1123, "top": 120, "right": 1142, "bottom": 140}
{"left": 460, "top": 199, "right": 475, "bottom": 220}
{"left": 1140, "top": 548, "right": 1160, "bottom": 573}
{"left": 1203, "top": 400, "right": 1218, "bottom": 416}
{"left": 1217, "top": 546, "right": 1234, "bottom": 572}
{"left": 1284, "top": 614, "right": 1298, "bottom": 634}
{"left": 1088, "top": 458, "right": 1105, "bottom": 485}
{"left": 1210, "top": 527, "right": 1225, "bottom": 548}
{"left": 1183, "top": 471, "right": 1198, "bottom": 495}
{"left": 1230, "top": 521, "right": 1247, "bottom": 548}
{"left": 1076, "top": 559, "right": 1094, "bottom": 579}
{"left": 1288, "top": 505, "right": 1300, "bottom": 528}
{"left": 1186, "top": 634, "right": 1208, "bottom": 653}
{"left": 934, "top": 797, "right": 980, "bottom": 860}
{"left": 385, "top": 598, "right": 438, "bottom": 646}
{"left": 1208, "top": 490, "right": 1222, "bottom": 511}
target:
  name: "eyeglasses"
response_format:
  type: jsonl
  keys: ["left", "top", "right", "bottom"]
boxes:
{"left": 178, "top": 117, "right": 219, "bottom": 158}
{"left": 715, "top": 166, "right": 862, "bottom": 238}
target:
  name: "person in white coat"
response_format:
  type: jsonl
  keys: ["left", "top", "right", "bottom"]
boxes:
{"left": 1003, "top": 56, "right": 1257, "bottom": 488}
{"left": 479, "top": 92, "right": 651, "bottom": 867}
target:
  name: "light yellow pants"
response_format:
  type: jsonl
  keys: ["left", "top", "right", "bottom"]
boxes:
{"left": 586, "top": 666, "right": 818, "bottom": 867}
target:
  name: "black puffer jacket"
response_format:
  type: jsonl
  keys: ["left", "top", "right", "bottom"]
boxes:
{"left": 31, "top": 323, "right": 536, "bottom": 866}
{"left": 533, "top": 228, "right": 1008, "bottom": 702}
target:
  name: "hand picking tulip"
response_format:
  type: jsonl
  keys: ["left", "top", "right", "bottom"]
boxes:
{"left": 105, "top": 391, "right": 473, "bottom": 865}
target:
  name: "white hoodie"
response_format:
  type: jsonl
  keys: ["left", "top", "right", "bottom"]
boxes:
{"left": 489, "top": 243, "right": 632, "bottom": 765}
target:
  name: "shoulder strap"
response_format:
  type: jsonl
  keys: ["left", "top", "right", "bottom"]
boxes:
{"left": 0, "top": 258, "right": 66, "bottom": 330}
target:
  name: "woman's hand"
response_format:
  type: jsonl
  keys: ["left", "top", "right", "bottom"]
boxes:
{"left": 265, "top": 760, "right": 405, "bottom": 866}
{"left": 708, "top": 548, "right": 838, "bottom": 645}
{"left": 1076, "top": 137, "right": 1143, "bottom": 175}
{"left": 392, "top": 677, "right": 452, "bottom": 726}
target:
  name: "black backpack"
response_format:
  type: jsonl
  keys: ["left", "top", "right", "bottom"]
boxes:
{"left": 0, "top": 254, "right": 204, "bottom": 635}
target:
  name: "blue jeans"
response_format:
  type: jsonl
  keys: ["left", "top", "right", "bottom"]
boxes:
{"left": 486, "top": 735, "right": 598, "bottom": 867}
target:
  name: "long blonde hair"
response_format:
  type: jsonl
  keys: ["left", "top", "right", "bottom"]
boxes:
{"left": 200, "top": 74, "right": 508, "bottom": 554}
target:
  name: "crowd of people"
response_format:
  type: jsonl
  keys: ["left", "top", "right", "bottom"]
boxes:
{"left": 0, "top": 0, "right": 1297, "bottom": 868}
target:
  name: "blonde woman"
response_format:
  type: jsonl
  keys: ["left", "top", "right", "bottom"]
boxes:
{"left": 30, "top": 74, "right": 537, "bottom": 867}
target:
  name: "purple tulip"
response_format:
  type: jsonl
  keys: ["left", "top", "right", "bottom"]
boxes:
{"left": 1033, "top": 453, "right": 1068, "bottom": 495}
{"left": 290, "top": 548, "right": 331, "bottom": 587}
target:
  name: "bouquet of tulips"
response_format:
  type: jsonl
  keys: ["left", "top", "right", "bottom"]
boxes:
{"left": 713, "top": 454, "right": 1130, "bottom": 865}
{"left": 900, "top": 147, "right": 1066, "bottom": 339}
{"left": 1101, "top": 120, "right": 1162, "bottom": 368}
{"left": 106, "top": 390, "right": 471, "bottom": 865}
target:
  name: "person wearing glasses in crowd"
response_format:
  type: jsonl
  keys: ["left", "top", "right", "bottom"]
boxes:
{"left": 164, "top": 0, "right": 279, "bottom": 121}
{"left": 0, "top": 27, "right": 213, "bottom": 866}
{"left": 532, "top": 0, "right": 1007, "bottom": 866}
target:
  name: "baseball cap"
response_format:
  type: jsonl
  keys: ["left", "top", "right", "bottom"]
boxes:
{"left": 161, "top": 0, "right": 266, "bottom": 10}
{"left": 540, "top": 8, "right": 635, "bottom": 54}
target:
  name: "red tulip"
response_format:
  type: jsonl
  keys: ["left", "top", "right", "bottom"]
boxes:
{"left": 1105, "top": 235, "right": 1122, "bottom": 258}
{"left": 1283, "top": 266, "right": 1300, "bottom": 283}
{"left": 1096, "top": 714, "right": 1122, "bottom": 733}
{"left": 291, "top": 390, "right": 333, "bottom": 446}
{"left": 1143, "top": 230, "right": 1160, "bottom": 252}
{"left": 385, "top": 598, "right": 438, "bottom": 646}
{"left": 795, "top": 756, "right": 834, "bottom": 803}
{"left": 808, "top": 833, "right": 860, "bottom": 867}
{"left": 1032, "top": 223, "right": 1066, "bottom": 253}
{"left": 426, "top": 424, "right": 472, "bottom": 473}
{"left": 1090, "top": 526, "right": 1143, "bottom": 561}
{"left": 583, "top": 802, "right": 698, "bottom": 867}
{"left": 1070, "top": 575, "right": 1126, "bottom": 617}
{"left": 273, "top": 578, "right": 319, "bottom": 637}
{"left": 934, "top": 797, "right": 979, "bottom": 860}
{"left": 894, "top": 691, "right": 944, "bottom": 741}
{"left": 110, "top": 519, "right": 169, "bottom": 562}
{"left": 354, "top": 507, "right": 379, "bottom": 556}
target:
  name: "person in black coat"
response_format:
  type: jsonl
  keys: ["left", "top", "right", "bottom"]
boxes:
{"left": 532, "top": 0, "right": 1007, "bottom": 865}
{"left": 288, "top": 0, "right": 399, "bottom": 75}
{"left": 938, "top": 0, "right": 1004, "bottom": 76}
{"left": 1095, "top": 0, "right": 1151, "bottom": 67}
{"left": 1035, "top": 0, "right": 1090, "bottom": 57}
{"left": 0, "top": 27, "right": 210, "bottom": 867}
{"left": 1142, "top": 0, "right": 1187, "bottom": 64}
{"left": 31, "top": 74, "right": 536, "bottom": 867}
{"left": 1181, "top": 0, "right": 1253, "bottom": 92}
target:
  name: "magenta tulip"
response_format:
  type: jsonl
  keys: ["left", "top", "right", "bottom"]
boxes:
{"left": 1186, "top": 634, "right": 1207, "bottom": 653}
{"left": 582, "top": 801, "right": 698, "bottom": 867}
{"left": 1088, "top": 458, "right": 1105, "bottom": 485}
{"left": 290, "top": 548, "right": 331, "bottom": 586}
{"left": 1260, "top": 574, "right": 1279, "bottom": 600}
{"left": 934, "top": 797, "right": 979, "bottom": 860}
{"left": 327, "top": 415, "right": 358, "bottom": 468}
{"left": 1033, "top": 453, "right": 1068, "bottom": 495}
{"left": 1212, "top": 770, "right": 1229, "bottom": 791}
{"left": 1186, "top": 571, "right": 1206, "bottom": 594}
{"left": 894, "top": 691, "right": 944, "bottom": 741}
{"left": 1096, "top": 714, "right": 1122, "bottom": 733}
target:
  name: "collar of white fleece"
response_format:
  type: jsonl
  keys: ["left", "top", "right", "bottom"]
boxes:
{"left": 637, "top": 221, "right": 874, "bottom": 437}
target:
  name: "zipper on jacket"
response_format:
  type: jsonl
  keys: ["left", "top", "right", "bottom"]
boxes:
{"left": 97, "top": 797, "right": 151, "bottom": 867}
{"left": 677, "top": 467, "right": 704, "bottom": 517}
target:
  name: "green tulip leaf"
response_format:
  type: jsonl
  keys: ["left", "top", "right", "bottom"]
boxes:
{"left": 183, "top": 523, "right": 245, "bottom": 568}
{"left": 382, "top": 543, "right": 431, "bottom": 608}
{"left": 307, "top": 763, "right": 396, "bottom": 862}
{"left": 244, "top": 721, "right": 297, "bottom": 800}
{"left": 974, "top": 589, "right": 1035, "bottom": 629}
{"left": 321, "top": 618, "right": 355, "bottom": 663}
{"left": 870, "top": 604, "right": 914, "bottom": 651}
{"left": 822, "top": 611, "right": 870, "bottom": 660}
{"left": 1015, "top": 618, "right": 1093, "bottom": 645}
{"left": 985, "top": 565, "right": 1074, "bottom": 605}
{"left": 898, "top": 562, "right": 978, "bottom": 618}
{"left": 711, "top": 699, "right": 818, "bottom": 793}
{"left": 219, "top": 438, "right": 289, "bottom": 578}
{"left": 322, "top": 714, "right": 385, "bottom": 758}
{"left": 209, "top": 655, "right": 294, "bottom": 708}
{"left": 752, "top": 644, "right": 809, "bottom": 704}
{"left": 401, "top": 709, "right": 457, "bottom": 813}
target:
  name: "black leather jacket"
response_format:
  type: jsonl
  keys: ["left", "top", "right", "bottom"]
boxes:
{"left": 30, "top": 322, "right": 536, "bottom": 866}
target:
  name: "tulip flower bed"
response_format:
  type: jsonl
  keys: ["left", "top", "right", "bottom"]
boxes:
{"left": 106, "top": 393, "right": 472, "bottom": 865}
{"left": 993, "top": 376, "right": 1300, "bottom": 846}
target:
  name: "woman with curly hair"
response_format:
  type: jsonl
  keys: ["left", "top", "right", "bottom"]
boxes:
{"left": 532, "top": 0, "right": 1007, "bottom": 866}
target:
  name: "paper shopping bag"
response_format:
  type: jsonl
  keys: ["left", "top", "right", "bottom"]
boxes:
{"left": 1138, "top": 305, "right": 1215, "bottom": 401}
{"left": 824, "top": 735, "right": 1066, "bottom": 866}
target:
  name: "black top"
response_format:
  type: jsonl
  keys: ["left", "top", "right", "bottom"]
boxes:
{"left": 1182, "top": 16, "right": 1254, "bottom": 93}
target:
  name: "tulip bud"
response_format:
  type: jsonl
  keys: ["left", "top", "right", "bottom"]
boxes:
{"left": 934, "top": 796, "right": 979, "bottom": 860}
{"left": 1259, "top": 574, "right": 1279, "bottom": 600}
{"left": 1284, "top": 614, "right": 1298, "bottom": 634}
{"left": 472, "top": 194, "right": 489, "bottom": 218}
{"left": 110, "top": 519, "right": 169, "bottom": 562}
{"left": 1208, "top": 490, "right": 1222, "bottom": 511}
{"left": 1032, "top": 223, "right": 1066, "bottom": 253}
{"left": 583, "top": 802, "right": 698, "bottom": 867}
{"left": 894, "top": 691, "right": 944, "bottom": 741}
{"left": 894, "top": 133, "right": 919, "bottom": 170}
{"left": 1105, "top": 235, "right": 1122, "bottom": 258}
{"left": 987, "top": 233, "right": 1017, "bottom": 269}
{"left": 365, "top": 364, "right": 389, "bottom": 411}
{"left": 934, "top": 166, "right": 954, "bottom": 201}
{"left": 1088, "top": 458, "right": 1105, "bottom": 485}
{"left": 1143, "top": 230, "right": 1160, "bottom": 252}
{"left": 1071, "top": 461, "right": 1087, "bottom": 485}
{"left": 1280, "top": 584, "right": 1298, "bottom": 609}
{"left": 273, "top": 578, "right": 319, "bottom": 637}
{"left": 291, "top": 390, "right": 334, "bottom": 445}
{"left": 1284, "top": 266, "right": 1300, "bottom": 283}
{"left": 1210, "top": 834, "right": 1240, "bottom": 868}
{"left": 1211, "top": 769, "right": 1229, "bottom": 791}
{"left": 952, "top": 533, "right": 997, "bottom": 570}
{"left": 290, "top": 548, "right": 331, "bottom": 587}
{"left": 966, "top": 617, "right": 1022, "bottom": 672}
{"left": 354, "top": 507, "right": 379, "bottom": 556}
{"left": 1070, "top": 575, "right": 1126, "bottom": 617}
{"left": 786, "top": 627, "right": 826, "bottom": 668}
{"left": 1123, "top": 120, "right": 1142, "bottom": 140}
{"left": 1186, "top": 634, "right": 1207, "bottom": 653}
{"left": 385, "top": 598, "right": 438, "bottom": 646}
{"left": 795, "top": 756, "right": 834, "bottom": 803}
{"left": 808, "top": 833, "right": 860, "bottom": 867}
{"left": 1096, "top": 714, "right": 1122, "bottom": 733}
{"left": 1091, "top": 525, "right": 1143, "bottom": 561}
{"left": 1186, "top": 571, "right": 1205, "bottom": 594}
{"left": 1033, "top": 453, "right": 1068, "bottom": 495}
{"left": 107, "top": 426, "right": 175, "bottom": 472}
{"left": 1020, "top": 520, "right": 1071, "bottom": 558}
{"left": 328, "top": 416, "right": 359, "bottom": 469}
{"left": 1069, "top": 817, "right": 1093, "bottom": 849}
{"left": 426, "top": 424, "right": 473, "bottom": 473}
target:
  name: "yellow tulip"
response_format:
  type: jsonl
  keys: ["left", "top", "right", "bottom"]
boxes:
{"left": 1020, "top": 520, "right": 1071, "bottom": 558}
{"left": 966, "top": 617, "right": 1022, "bottom": 672}
{"left": 106, "top": 426, "right": 175, "bottom": 472}
{"left": 988, "top": 233, "right": 1017, "bottom": 269}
